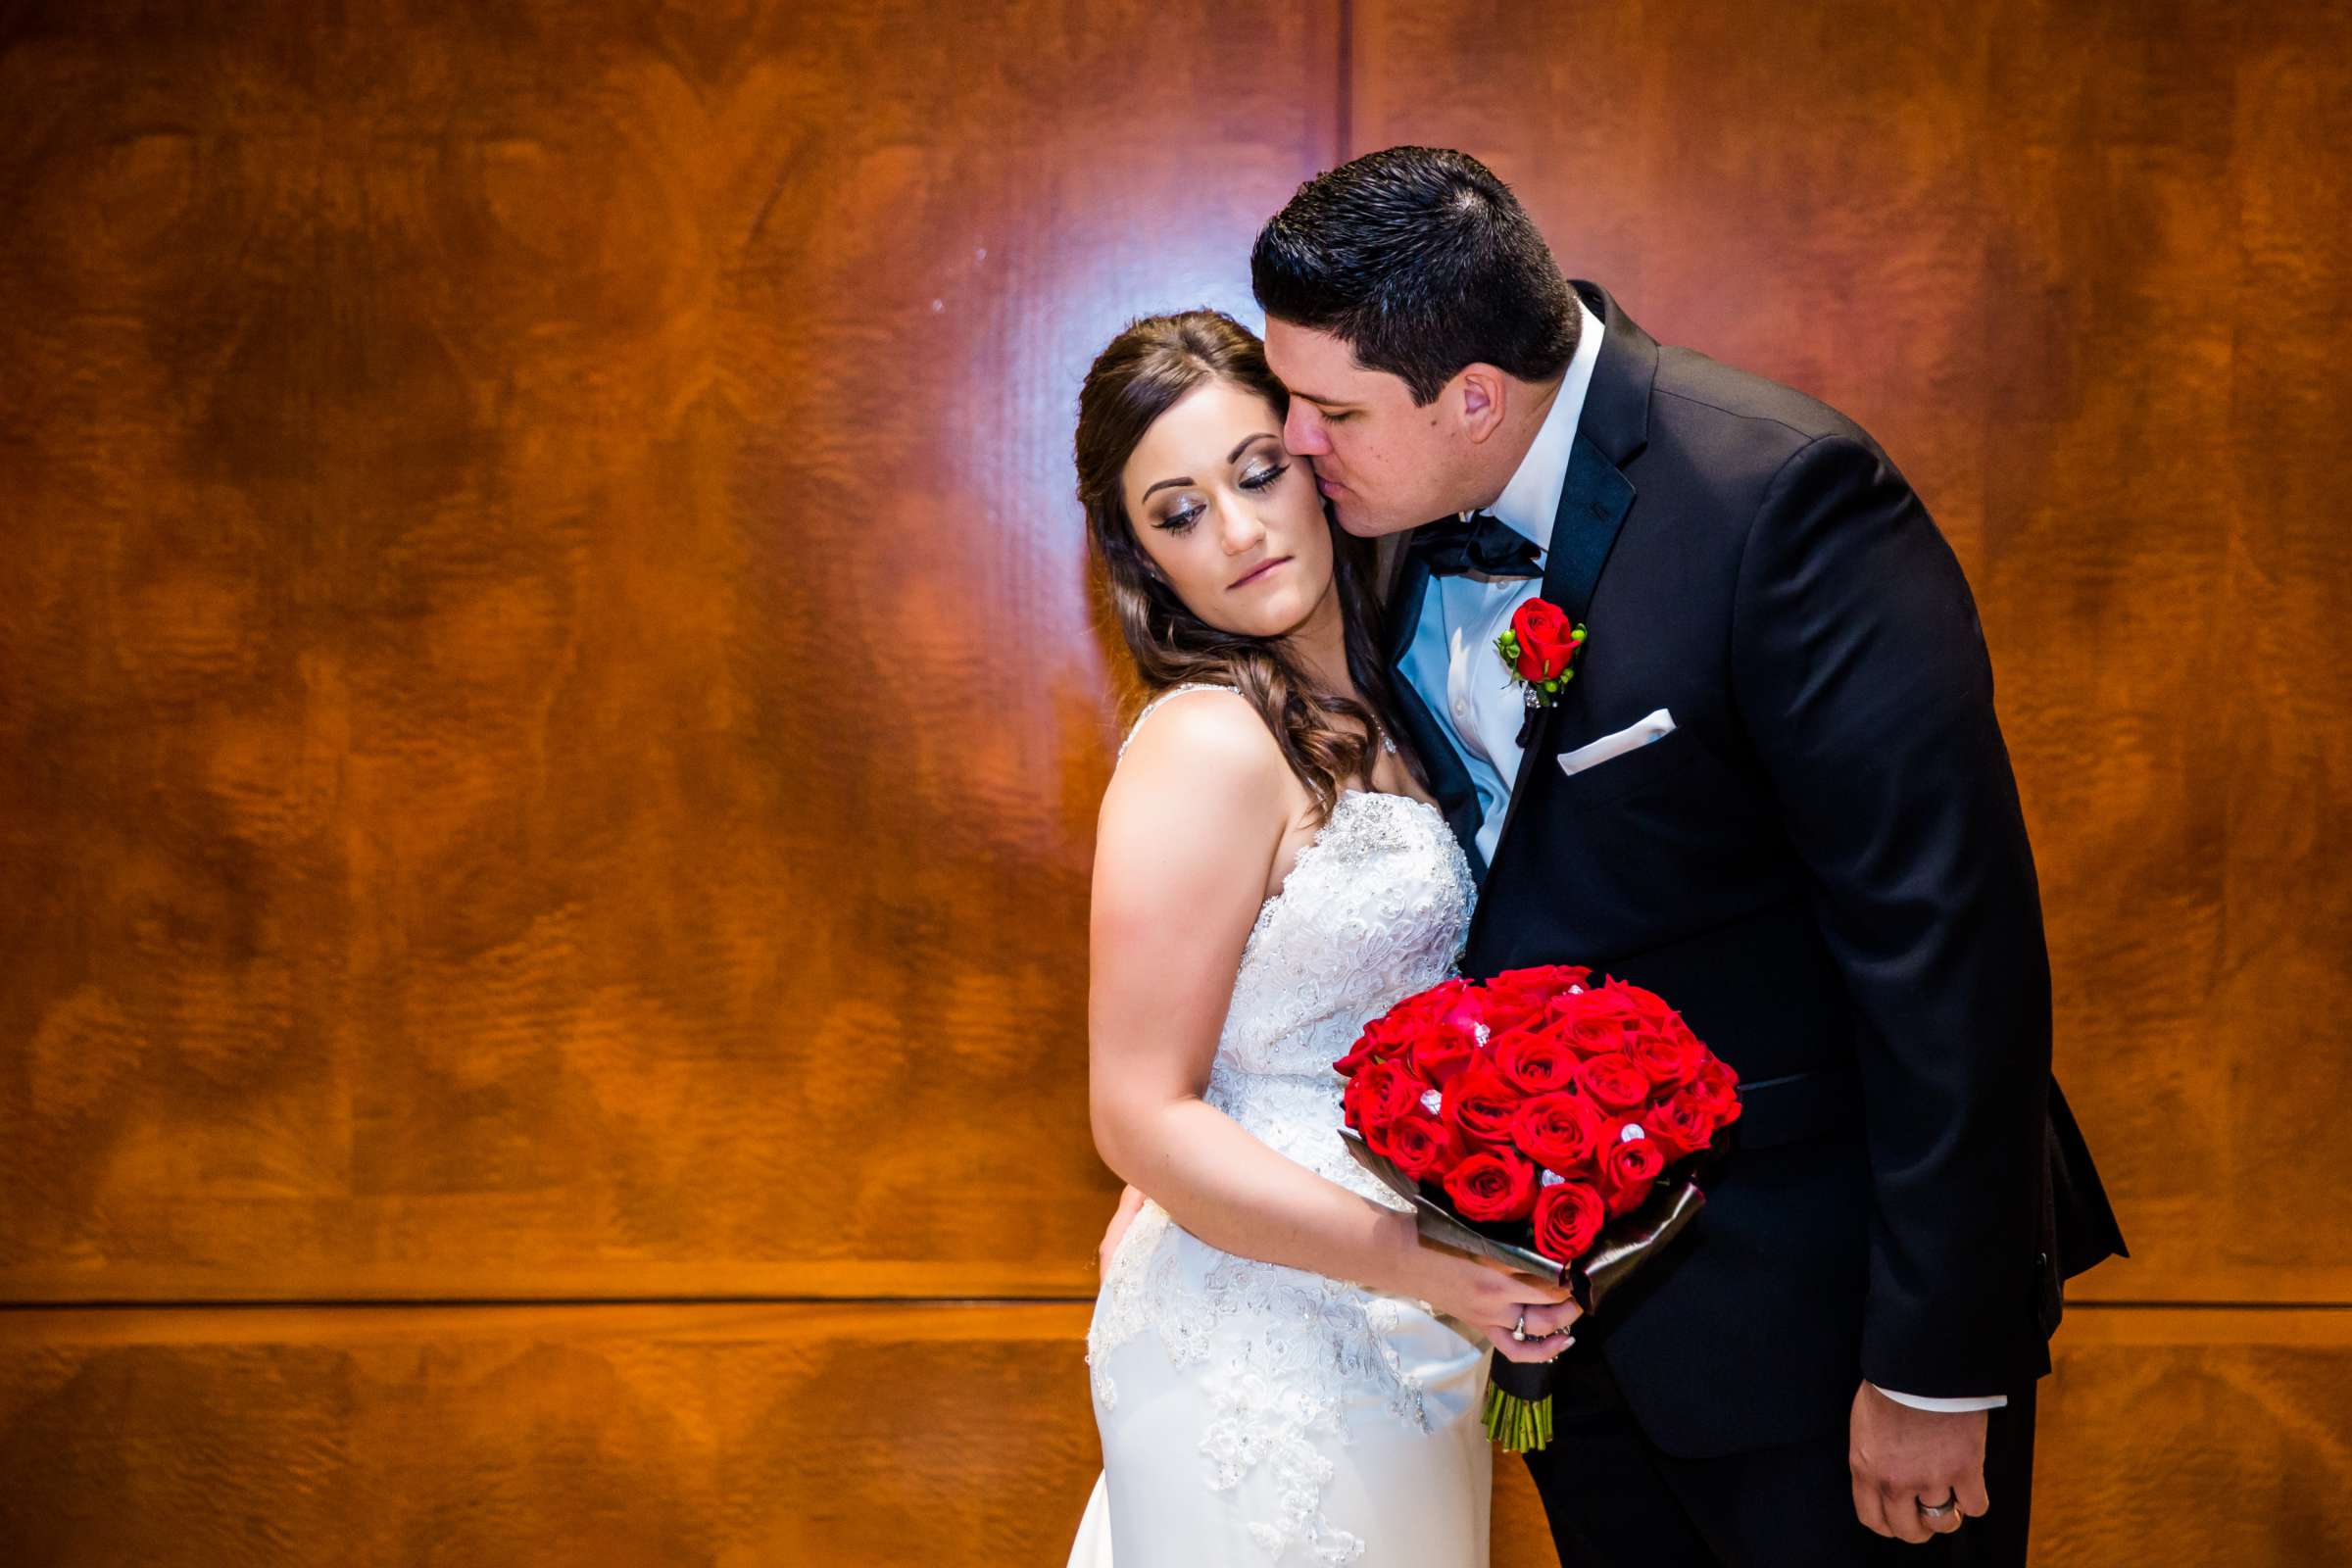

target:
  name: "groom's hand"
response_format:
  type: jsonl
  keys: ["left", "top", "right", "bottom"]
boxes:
{"left": 1847, "top": 1382, "right": 1989, "bottom": 1544}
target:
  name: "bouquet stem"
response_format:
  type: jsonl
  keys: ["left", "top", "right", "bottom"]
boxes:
{"left": 1483, "top": 1347, "right": 1565, "bottom": 1452}
{"left": 1481, "top": 1384, "right": 1555, "bottom": 1452}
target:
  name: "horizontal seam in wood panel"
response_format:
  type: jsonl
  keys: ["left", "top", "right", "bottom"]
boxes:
{"left": 2060, "top": 1300, "right": 2352, "bottom": 1311}
{"left": 4, "top": 1297, "right": 2348, "bottom": 1312}
{"left": 0, "top": 1294, "right": 1105, "bottom": 1311}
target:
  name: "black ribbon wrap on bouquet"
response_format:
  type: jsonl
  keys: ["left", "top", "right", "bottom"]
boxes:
{"left": 1339, "top": 1124, "right": 1727, "bottom": 1451}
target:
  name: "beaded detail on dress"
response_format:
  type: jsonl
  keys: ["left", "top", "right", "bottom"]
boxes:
{"left": 1088, "top": 684, "right": 1477, "bottom": 1561}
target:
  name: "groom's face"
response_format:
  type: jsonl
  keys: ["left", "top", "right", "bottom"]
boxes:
{"left": 1264, "top": 318, "right": 1466, "bottom": 539}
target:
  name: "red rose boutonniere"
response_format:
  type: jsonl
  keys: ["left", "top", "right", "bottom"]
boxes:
{"left": 1494, "top": 597, "right": 1587, "bottom": 746}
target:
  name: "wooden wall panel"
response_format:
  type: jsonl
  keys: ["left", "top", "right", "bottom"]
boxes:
{"left": 0, "top": 1302, "right": 1106, "bottom": 1565}
{"left": 2031, "top": 1309, "right": 2352, "bottom": 1564}
{"left": 1347, "top": 0, "right": 2352, "bottom": 1305}
{"left": 3, "top": 1303, "right": 2342, "bottom": 1566}
{"left": 1, "top": 2, "right": 2344, "bottom": 1565}
{"left": 0, "top": 0, "right": 1339, "bottom": 1302}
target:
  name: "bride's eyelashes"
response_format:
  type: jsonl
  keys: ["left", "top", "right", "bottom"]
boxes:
{"left": 1155, "top": 463, "right": 1292, "bottom": 534}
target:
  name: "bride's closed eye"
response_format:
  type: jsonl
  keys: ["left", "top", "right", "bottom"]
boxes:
{"left": 1156, "top": 463, "right": 1291, "bottom": 534}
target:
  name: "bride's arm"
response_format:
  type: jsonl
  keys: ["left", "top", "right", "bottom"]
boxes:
{"left": 1087, "top": 696, "right": 1574, "bottom": 1348}
{"left": 1088, "top": 695, "right": 1418, "bottom": 1290}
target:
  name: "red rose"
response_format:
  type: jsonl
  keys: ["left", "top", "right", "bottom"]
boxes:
{"left": 1390, "top": 977, "right": 1479, "bottom": 1037}
{"left": 1337, "top": 1004, "right": 1418, "bottom": 1078}
{"left": 1575, "top": 1052, "right": 1652, "bottom": 1113}
{"left": 1533, "top": 968, "right": 1596, "bottom": 1016}
{"left": 1693, "top": 1057, "right": 1743, "bottom": 1125}
{"left": 1627, "top": 1024, "right": 1707, "bottom": 1092}
{"left": 1344, "top": 1060, "right": 1421, "bottom": 1137}
{"left": 1533, "top": 1179, "right": 1606, "bottom": 1263}
{"left": 1444, "top": 1148, "right": 1540, "bottom": 1223}
{"left": 1440, "top": 1062, "right": 1521, "bottom": 1152}
{"left": 1406, "top": 1030, "right": 1477, "bottom": 1088}
{"left": 1482, "top": 964, "right": 1585, "bottom": 1032}
{"left": 1552, "top": 984, "right": 1646, "bottom": 1054}
{"left": 1547, "top": 1012, "right": 1618, "bottom": 1058}
{"left": 1509, "top": 598, "right": 1582, "bottom": 684}
{"left": 1493, "top": 1028, "right": 1579, "bottom": 1096}
{"left": 1556, "top": 1013, "right": 1616, "bottom": 1056}
{"left": 1331, "top": 1027, "right": 1383, "bottom": 1077}
{"left": 1334, "top": 1006, "right": 1425, "bottom": 1075}
{"left": 1596, "top": 1131, "right": 1667, "bottom": 1218}
{"left": 1510, "top": 1091, "right": 1608, "bottom": 1175}
{"left": 1642, "top": 1086, "right": 1719, "bottom": 1161}
{"left": 1573, "top": 982, "right": 1650, "bottom": 1034}
{"left": 1374, "top": 1110, "right": 1460, "bottom": 1181}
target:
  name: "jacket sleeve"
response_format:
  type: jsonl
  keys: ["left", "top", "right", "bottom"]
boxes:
{"left": 1729, "top": 432, "right": 2053, "bottom": 1396}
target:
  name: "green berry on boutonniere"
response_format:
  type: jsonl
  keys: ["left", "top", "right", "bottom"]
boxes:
{"left": 1496, "top": 597, "right": 1586, "bottom": 747}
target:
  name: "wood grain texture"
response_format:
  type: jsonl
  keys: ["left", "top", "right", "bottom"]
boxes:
{"left": 0, "top": 0, "right": 1338, "bottom": 1301}
{"left": 1, "top": 3, "right": 2345, "bottom": 1565}
{"left": 2032, "top": 1309, "right": 2352, "bottom": 1564}
{"left": 1348, "top": 0, "right": 2352, "bottom": 1305}
{"left": 0, "top": 1302, "right": 2343, "bottom": 1566}
{"left": 0, "top": 1301, "right": 1107, "bottom": 1566}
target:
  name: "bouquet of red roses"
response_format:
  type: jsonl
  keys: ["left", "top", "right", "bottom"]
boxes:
{"left": 1334, "top": 964, "right": 1741, "bottom": 1451}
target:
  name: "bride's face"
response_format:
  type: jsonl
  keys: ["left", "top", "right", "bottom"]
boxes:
{"left": 1120, "top": 380, "right": 1337, "bottom": 641}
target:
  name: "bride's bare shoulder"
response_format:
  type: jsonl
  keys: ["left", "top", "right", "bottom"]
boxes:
{"left": 1101, "top": 687, "right": 1287, "bottom": 834}
{"left": 1095, "top": 689, "right": 1293, "bottom": 931}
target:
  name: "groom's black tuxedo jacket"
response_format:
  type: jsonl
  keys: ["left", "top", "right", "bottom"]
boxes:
{"left": 1386, "top": 282, "right": 2126, "bottom": 1459}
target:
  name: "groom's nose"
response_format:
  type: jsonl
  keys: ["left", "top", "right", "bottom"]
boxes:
{"left": 1283, "top": 403, "right": 1332, "bottom": 456}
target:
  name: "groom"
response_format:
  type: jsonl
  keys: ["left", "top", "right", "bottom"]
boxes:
{"left": 1250, "top": 147, "right": 2126, "bottom": 1565}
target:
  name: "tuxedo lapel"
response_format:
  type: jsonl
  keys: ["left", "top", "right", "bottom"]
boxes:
{"left": 1538, "top": 280, "right": 1659, "bottom": 630}
{"left": 1384, "top": 547, "right": 1491, "bottom": 883}
{"left": 1477, "top": 434, "right": 1635, "bottom": 862}
{"left": 1542, "top": 431, "right": 1637, "bottom": 629}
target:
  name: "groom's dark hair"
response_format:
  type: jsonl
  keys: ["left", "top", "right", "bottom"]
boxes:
{"left": 1251, "top": 146, "right": 1579, "bottom": 407}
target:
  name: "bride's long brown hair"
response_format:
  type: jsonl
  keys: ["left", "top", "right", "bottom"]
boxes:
{"left": 1075, "top": 309, "right": 1423, "bottom": 820}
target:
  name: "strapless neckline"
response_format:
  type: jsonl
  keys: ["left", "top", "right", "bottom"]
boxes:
{"left": 1258, "top": 788, "right": 1450, "bottom": 918}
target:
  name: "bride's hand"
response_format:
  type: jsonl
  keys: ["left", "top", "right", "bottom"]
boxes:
{"left": 1097, "top": 1183, "right": 1148, "bottom": 1276}
{"left": 1394, "top": 1233, "right": 1583, "bottom": 1364}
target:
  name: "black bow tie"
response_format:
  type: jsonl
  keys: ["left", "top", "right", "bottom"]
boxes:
{"left": 1412, "top": 511, "right": 1544, "bottom": 579}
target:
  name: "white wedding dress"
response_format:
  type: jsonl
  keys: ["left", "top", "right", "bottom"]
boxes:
{"left": 1068, "top": 684, "right": 1492, "bottom": 1567}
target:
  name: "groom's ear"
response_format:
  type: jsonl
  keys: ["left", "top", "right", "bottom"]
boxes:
{"left": 1451, "top": 364, "right": 1509, "bottom": 445}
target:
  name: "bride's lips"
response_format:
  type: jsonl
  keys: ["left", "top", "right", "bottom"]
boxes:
{"left": 1229, "top": 556, "right": 1292, "bottom": 590}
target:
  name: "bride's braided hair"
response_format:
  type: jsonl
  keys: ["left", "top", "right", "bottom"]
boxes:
{"left": 1075, "top": 309, "right": 1424, "bottom": 821}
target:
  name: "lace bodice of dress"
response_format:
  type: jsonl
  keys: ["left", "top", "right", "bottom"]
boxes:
{"left": 1109, "top": 683, "right": 1473, "bottom": 1182}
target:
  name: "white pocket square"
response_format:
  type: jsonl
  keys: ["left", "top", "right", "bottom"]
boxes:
{"left": 1557, "top": 709, "right": 1676, "bottom": 777}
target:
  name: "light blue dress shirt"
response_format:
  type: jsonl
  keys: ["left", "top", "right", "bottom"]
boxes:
{"left": 1400, "top": 295, "right": 1603, "bottom": 867}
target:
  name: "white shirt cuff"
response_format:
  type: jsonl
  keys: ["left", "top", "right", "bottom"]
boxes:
{"left": 1870, "top": 1383, "right": 2008, "bottom": 1413}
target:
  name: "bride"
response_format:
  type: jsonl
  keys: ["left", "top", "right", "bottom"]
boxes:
{"left": 1065, "top": 310, "right": 1579, "bottom": 1566}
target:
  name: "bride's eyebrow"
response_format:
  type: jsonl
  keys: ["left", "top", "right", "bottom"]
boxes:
{"left": 1141, "top": 434, "right": 1282, "bottom": 500}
